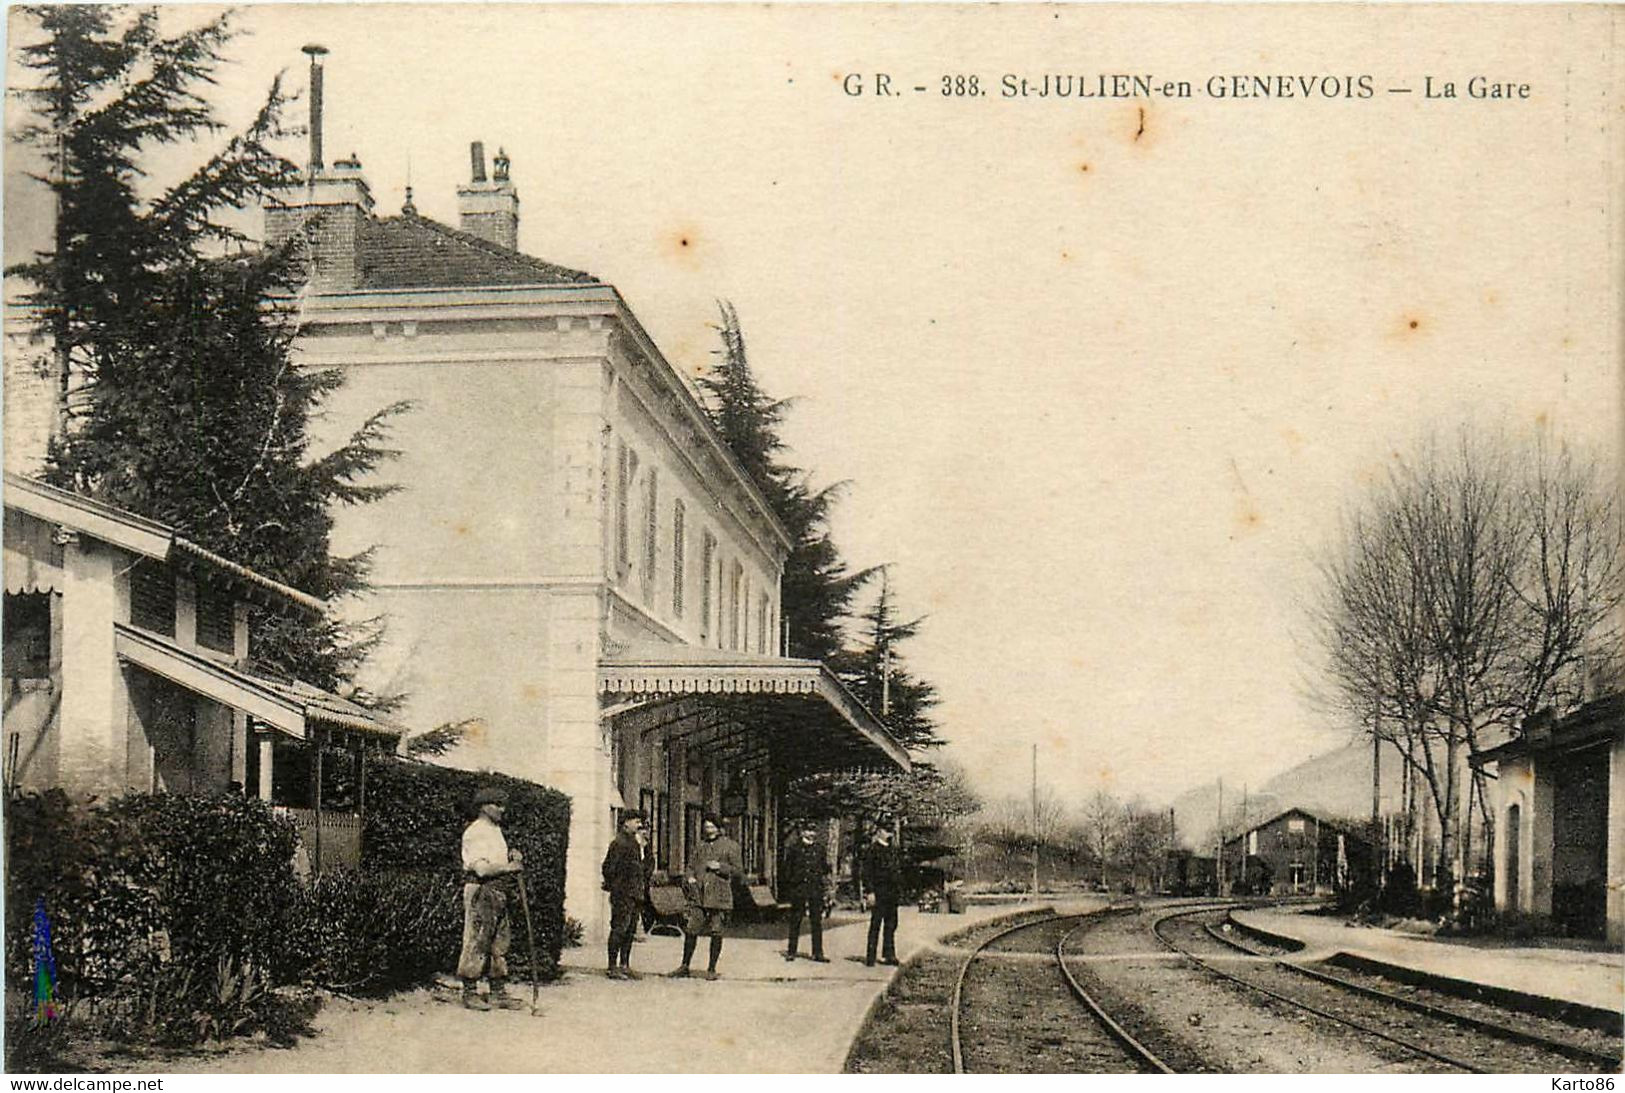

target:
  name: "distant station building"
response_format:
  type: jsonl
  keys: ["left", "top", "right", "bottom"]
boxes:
{"left": 1475, "top": 696, "right": 1624, "bottom": 944}
{"left": 252, "top": 52, "right": 908, "bottom": 932}
{"left": 1221, "top": 807, "right": 1371, "bottom": 896}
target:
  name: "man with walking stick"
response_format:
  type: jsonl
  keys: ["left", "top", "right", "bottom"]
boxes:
{"left": 459, "top": 786, "right": 526, "bottom": 1010}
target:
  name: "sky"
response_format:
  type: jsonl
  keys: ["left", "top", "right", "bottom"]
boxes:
{"left": 5, "top": 4, "right": 1621, "bottom": 811}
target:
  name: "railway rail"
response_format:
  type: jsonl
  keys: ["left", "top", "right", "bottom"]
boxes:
{"left": 1207, "top": 913, "right": 1623, "bottom": 1071}
{"left": 949, "top": 906, "right": 1175, "bottom": 1074}
{"left": 1153, "top": 905, "right": 1622, "bottom": 1074}
{"left": 941, "top": 900, "right": 1619, "bottom": 1074}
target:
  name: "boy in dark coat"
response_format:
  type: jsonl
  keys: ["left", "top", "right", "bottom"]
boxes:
{"left": 782, "top": 820, "right": 831, "bottom": 962}
{"left": 862, "top": 822, "right": 903, "bottom": 967}
{"left": 601, "top": 810, "right": 646, "bottom": 979}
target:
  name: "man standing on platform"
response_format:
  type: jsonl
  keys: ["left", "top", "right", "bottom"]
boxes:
{"left": 602, "top": 810, "right": 647, "bottom": 979}
{"left": 863, "top": 820, "right": 903, "bottom": 967}
{"left": 783, "top": 820, "right": 831, "bottom": 963}
{"left": 459, "top": 786, "right": 525, "bottom": 1010}
{"left": 671, "top": 815, "right": 741, "bottom": 981}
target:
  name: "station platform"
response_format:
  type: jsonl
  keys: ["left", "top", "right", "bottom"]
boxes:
{"left": 1232, "top": 905, "right": 1624, "bottom": 1026}
{"left": 183, "top": 900, "right": 1050, "bottom": 1074}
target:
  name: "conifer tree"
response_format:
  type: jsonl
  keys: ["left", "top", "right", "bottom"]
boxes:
{"left": 831, "top": 573, "right": 944, "bottom": 751}
{"left": 10, "top": 6, "right": 407, "bottom": 696}
{"left": 701, "top": 300, "right": 873, "bottom": 662}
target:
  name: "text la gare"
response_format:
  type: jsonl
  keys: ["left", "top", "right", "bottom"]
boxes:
{"left": 1425, "top": 75, "right": 1530, "bottom": 99}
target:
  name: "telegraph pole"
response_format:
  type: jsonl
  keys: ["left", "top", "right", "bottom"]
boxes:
{"left": 1215, "top": 778, "right": 1225, "bottom": 895}
{"left": 1030, "top": 743, "right": 1040, "bottom": 898}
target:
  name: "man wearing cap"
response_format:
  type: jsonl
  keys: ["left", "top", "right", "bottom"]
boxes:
{"left": 601, "top": 810, "right": 646, "bottom": 979}
{"left": 863, "top": 821, "right": 903, "bottom": 967}
{"left": 459, "top": 786, "right": 525, "bottom": 1010}
{"left": 671, "top": 815, "right": 741, "bottom": 981}
{"left": 782, "top": 820, "right": 831, "bottom": 963}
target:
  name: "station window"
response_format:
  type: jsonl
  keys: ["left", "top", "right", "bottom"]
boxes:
{"left": 642, "top": 466, "right": 659, "bottom": 605}
{"left": 1287, "top": 818, "right": 1305, "bottom": 834}
{"left": 615, "top": 444, "right": 635, "bottom": 577}
{"left": 3, "top": 593, "right": 52, "bottom": 680}
{"left": 672, "top": 501, "right": 686, "bottom": 618}
{"left": 729, "top": 562, "right": 743, "bottom": 651}
{"left": 757, "top": 594, "right": 769, "bottom": 654}
{"left": 700, "top": 532, "right": 715, "bottom": 641}
{"left": 195, "top": 582, "right": 236, "bottom": 654}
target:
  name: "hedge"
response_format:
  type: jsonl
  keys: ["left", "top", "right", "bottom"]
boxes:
{"left": 4, "top": 758, "right": 571, "bottom": 1044}
{"left": 356, "top": 756, "right": 572, "bottom": 979}
{"left": 4, "top": 791, "right": 301, "bottom": 1000}
{"left": 4, "top": 791, "right": 306, "bottom": 1046}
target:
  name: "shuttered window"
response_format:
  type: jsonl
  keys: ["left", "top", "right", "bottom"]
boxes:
{"left": 129, "top": 561, "right": 176, "bottom": 636}
{"left": 672, "top": 500, "right": 686, "bottom": 617}
{"left": 729, "top": 562, "right": 743, "bottom": 651}
{"left": 195, "top": 584, "right": 236, "bottom": 654}
{"left": 642, "top": 467, "right": 659, "bottom": 604}
{"left": 700, "top": 532, "right": 715, "bottom": 642}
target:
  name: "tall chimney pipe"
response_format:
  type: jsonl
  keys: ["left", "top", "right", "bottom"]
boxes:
{"left": 470, "top": 141, "right": 487, "bottom": 183}
{"left": 302, "top": 44, "right": 329, "bottom": 173}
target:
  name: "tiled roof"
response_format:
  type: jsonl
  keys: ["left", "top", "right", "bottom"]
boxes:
{"left": 355, "top": 214, "right": 598, "bottom": 290}
{"left": 248, "top": 672, "right": 405, "bottom": 739}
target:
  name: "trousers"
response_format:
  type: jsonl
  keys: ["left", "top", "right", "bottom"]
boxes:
{"left": 787, "top": 896, "right": 824, "bottom": 957}
{"left": 608, "top": 895, "right": 639, "bottom": 965}
{"left": 866, "top": 899, "right": 898, "bottom": 962}
{"left": 457, "top": 881, "right": 511, "bottom": 982}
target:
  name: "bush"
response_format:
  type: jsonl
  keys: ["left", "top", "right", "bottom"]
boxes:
{"left": 355, "top": 757, "right": 572, "bottom": 977}
{"left": 279, "top": 870, "right": 465, "bottom": 993}
{"left": 4, "top": 790, "right": 306, "bottom": 1048}
{"left": 3, "top": 757, "right": 572, "bottom": 1048}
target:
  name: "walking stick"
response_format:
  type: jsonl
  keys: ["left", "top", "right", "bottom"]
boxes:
{"left": 515, "top": 867, "right": 541, "bottom": 1012}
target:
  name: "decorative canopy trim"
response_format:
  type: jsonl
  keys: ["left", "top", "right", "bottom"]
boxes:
{"left": 599, "top": 642, "right": 910, "bottom": 772}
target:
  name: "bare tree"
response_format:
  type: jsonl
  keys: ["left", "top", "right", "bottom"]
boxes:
{"left": 1082, "top": 790, "right": 1122, "bottom": 890}
{"left": 1313, "top": 429, "right": 1622, "bottom": 895}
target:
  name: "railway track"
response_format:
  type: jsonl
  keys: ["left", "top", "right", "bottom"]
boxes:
{"left": 950, "top": 903, "right": 1275, "bottom": 1073}
{"left": 1153, "top": 905, "right": 1622, "bottom": 1073}
{"left": 949, "top": 906, "right": 1175, "bottom": 1073}
{"left": 1208, "top": 913, "right": 1623, "bottom": 1071}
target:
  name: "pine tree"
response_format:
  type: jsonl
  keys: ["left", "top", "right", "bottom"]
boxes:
{"left": 831, "top": 573, "right": 944, "bottom": 751}
{"left": 10, "top": 6, "right": 408, "bottom": 697}
{"left": 701, "top": 300, "right": 873, "bottom": 662}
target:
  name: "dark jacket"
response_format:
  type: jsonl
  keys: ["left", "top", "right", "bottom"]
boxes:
{"left": 863, "top": 840, "right": 903, "bottom": 904}
{"left": 602, "top": 831, "right": 644, "bottom": 901}
{"left": 780, "top": 839, "right": 830, "bottom": 900}
{"left": 685, "top": 834, "right": 743, "bottom": 910}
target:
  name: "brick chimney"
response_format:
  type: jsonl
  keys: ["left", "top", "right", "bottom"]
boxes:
{"left": 457, "top": 141, "right": 519, "bottom": 250}
{"left": 263, "top": 46, "right": 373, "bottom": 291}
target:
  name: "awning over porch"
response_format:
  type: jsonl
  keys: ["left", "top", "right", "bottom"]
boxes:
{"left": 599, "top": 642, "right": 911, "bottom": 773}
{"left": 116, "top": 624, "right": 306, "bottom": 738}
{"left": 114, "top": 624, "right": 402, "bottom": 742}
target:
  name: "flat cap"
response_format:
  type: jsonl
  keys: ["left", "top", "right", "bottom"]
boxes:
{"left": 473, "top": 785, "right": 510, "bottom": 808}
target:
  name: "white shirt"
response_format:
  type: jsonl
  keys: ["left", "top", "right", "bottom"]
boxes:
{"left": 462, "top": 815, "right": 509, "bottom": 879}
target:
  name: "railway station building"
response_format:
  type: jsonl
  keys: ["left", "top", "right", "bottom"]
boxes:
{"left": 254, "top": 56, "right": 907, "bottom": 934}
{"left": 2, "top": 50, "right": 910, "bottom": 935}
{"left": 1475, "top": 695, "right": 1624, "bottom": 944}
